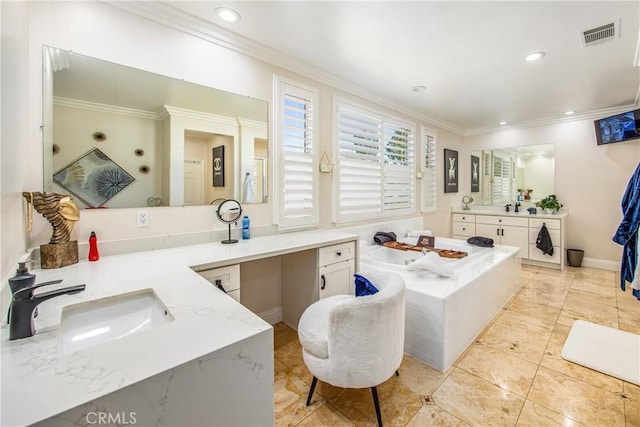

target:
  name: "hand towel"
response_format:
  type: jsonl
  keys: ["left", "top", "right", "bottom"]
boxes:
{"left": 406, "top": 251, "right": 454, "bottom": 277}
{"left": 466, "top": 236, "right": 494, "bottom": 248}
{"left": 536, "top": 224, "right": 554, "bottom": 256}
{"left": 373, "top": 231, "right": 397, "bottom": 245}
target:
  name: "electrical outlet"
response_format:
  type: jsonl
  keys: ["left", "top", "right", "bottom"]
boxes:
{"left": 137, "top": 210, "right": 150, "bottom": 227}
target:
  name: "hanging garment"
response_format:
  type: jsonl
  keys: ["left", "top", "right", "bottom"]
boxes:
{"left": 536, "top": 223, "right": 554, "bottom": 256}
{"left": 242, "top": 173, "right": 255, "bottom": 204}
{"left": 613, "top": 162, "right": 640, "bottom": 300}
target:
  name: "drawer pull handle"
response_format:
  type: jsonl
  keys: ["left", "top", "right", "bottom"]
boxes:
{"left": 336, "top": 251, "right": 342, "bottom": 256}
{"left": 321, "top": 274, "right": 326, "bottom": 290}
{"left": 501, "top": 229, "right": 504, "bottom": 236}
{"left": 496, "top": 228, "right": 500, "bottom": 236}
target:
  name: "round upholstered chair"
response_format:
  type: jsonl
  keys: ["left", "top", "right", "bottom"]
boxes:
{"left": 297, "top": 270, "right": 406, "bottom": 427}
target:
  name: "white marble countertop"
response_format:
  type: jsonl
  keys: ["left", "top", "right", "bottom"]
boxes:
{"left": 451, "top": 207, "right": 568, "bottom": 219}
{"left": 1, "top": 229, "right": 357, "bottom": 426}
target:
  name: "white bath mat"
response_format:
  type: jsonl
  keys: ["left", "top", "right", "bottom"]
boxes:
{"left": 561, "top": 320, "right": 640, "bottom": 386}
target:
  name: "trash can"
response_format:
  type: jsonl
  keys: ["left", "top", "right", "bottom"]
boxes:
{"left": 567, "top": 249, "right": 584, "bottom": 267}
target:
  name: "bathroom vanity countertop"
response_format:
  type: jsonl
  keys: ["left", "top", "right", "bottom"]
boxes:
{"left": 451, "top": 207, "right": 568, "bottom": 218}
{"left": 0, "top": 229, "right": 358, "bottom": 426}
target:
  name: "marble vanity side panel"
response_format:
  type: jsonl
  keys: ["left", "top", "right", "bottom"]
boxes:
{"left": 34, "top": 328, "right": 274, "bottom": 427}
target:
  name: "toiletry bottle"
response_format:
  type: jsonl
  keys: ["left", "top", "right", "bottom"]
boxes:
{"left": 242, "top": 215, "right": 250, "bottom": 240}
{"left": 88, "top": 231, "right": 100, "bottom": 261}
{"left": 8, "top": 262, "right": 36, "bottom": 294}
{"left": 7, "top": 262, "right": 37, "bottom": 322}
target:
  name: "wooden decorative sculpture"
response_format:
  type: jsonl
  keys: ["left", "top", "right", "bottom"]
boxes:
{"left": 23, "top": 192, "right": 80, "bottom": 269}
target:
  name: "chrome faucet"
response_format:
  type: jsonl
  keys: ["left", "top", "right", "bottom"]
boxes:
{"left": 9, "top": 281, "right": 85, "bottom": 340}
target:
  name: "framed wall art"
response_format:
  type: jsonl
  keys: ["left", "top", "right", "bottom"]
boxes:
{"left": 471, "top": 155, "right": 480, "bottom": 193}
{"left": 212, "top": 145, "right": 225, "bottom": 187}
{"left": 53, "top": 148, "right": 135, "bottom": 207}
{"left": 444, "top": 148, "right": 458, "bottom": 193}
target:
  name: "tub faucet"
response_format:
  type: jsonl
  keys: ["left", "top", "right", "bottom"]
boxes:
{"left": 9, "top": 281, "right": 85, "bottom": 340}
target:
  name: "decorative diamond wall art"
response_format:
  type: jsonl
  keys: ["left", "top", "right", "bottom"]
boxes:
{"left": 53, "top": 148, "right": 135, "bottom": 207}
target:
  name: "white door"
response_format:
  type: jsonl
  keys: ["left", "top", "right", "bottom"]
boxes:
{"left": 319, "top": 259, "right": 355, "bottom": 299}
{"left": 500, "top": 225, "right": 529, "bottom": 258}
{"left": 184, "top": 160, "right": 204, "bottom": 206}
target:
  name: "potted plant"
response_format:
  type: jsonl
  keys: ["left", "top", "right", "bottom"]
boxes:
{"left": 538, "top": 194, "right": 563, "bottom": 214}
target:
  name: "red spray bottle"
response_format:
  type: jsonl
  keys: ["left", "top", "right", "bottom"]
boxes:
{"left": 88, "top": 231, "right": 100, "bottom": 261}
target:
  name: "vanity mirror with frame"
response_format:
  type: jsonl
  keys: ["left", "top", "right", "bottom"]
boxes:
{"left": 470, "top": 144, "right": 555, "bottom": 206}
{"left": 42, "top": 46, "right": 269, "bottom": 209}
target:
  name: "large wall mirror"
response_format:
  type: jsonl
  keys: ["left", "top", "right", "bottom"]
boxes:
{"left": 471, "top": 144, "right": 555, "bottom": 205}
{"left": 42, "top": 46, "right": 268, "bottom": 209}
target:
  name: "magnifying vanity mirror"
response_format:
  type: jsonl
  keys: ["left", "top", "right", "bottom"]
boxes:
{"left": 42, "top": 46, "right": 269, "bottom": 209}
{"left": 470, "top": 144, "right": 555, "bottom": 206}
{"left": 216, "top": 199, "right": 243, "bottom": 244}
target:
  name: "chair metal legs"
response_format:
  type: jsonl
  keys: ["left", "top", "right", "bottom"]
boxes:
{"left": 371, "top": 386, "right": 382, "bottom": 427}
{"left": 306, "top": 376, "right": 318, "bottom": 406}
{"left": 306, "top": 377, "right": 384, "bottom": 426}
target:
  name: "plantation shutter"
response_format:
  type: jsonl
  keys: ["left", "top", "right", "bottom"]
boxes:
{"left": 335, "top": 101, "right": 415, "bottom": 222}
{"left": 276, "top": 79, "right": 318, "bottom": 228}
{"left": 492, "top": 155, "right": 513, "bottom": 205}
{"left": 422, "top": 129, "right": 437, "bottom": 212}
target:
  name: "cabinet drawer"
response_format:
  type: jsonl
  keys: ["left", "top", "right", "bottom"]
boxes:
{"left": 319, "top": 241, "right": 355, "bottom": 265}
{"left": 528, "top": 244, "right": 561, "bottom": 264}
{"left": 529, "top": 218, "right": 560, "bottom": 230}
{"left": 529, "top": 228, "right": 561, "bottom": 245}
{"left": 453, "top": 222, "right": 476, "bottom": 237}
{"left": 226, "top": 289, "right": 240, "bottom": 303}
{"left": 452, "top": 214, "right": 475, "bottom": 223}
{"left": 476, "top": 215, "right": 528, "bottom": 227}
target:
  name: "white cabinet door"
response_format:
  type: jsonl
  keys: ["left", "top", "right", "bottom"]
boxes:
{"left": 476, "top": 223, "right": 501, "bottom": 240}
{"left": 501, "top": 225, "right": 529, "bottom": 258}
{"left": 476, "top": 223, "right": 528, "bottom": 258}
{"left": 319, "top": 259, "right": 355, "bottom": 299}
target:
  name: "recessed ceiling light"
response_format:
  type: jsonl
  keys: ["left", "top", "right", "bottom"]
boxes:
{"left": 411, "top": 85, "right": 426, "bottom": 93}
{"left": 525, "top": 52, "right": 546, "bottom": 62}
{"left": 564, "top": 110, "right": 576, "bottom": 115}
{"left": 499, "top": 121, "right": 509, "bottom": 125}
{"left": 215, "top": 7, "right": 241, "bottom": 23}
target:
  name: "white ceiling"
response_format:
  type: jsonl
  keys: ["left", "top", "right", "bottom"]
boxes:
{"left": 136, "top": 1, "right": 639, "bottom": 134}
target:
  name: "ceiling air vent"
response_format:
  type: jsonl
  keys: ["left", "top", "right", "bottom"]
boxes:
{"left": 581, "top": 21, "right": 618, "bottom": 47}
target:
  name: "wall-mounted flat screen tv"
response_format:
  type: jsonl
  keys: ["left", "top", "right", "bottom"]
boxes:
{"left": 595, "top": 109, "right": 640, "bottom": 145}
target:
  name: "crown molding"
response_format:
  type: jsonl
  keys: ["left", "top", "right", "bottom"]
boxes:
{"left": 54, "top": 96, "right": 157, "bottom": 120}
{"left": 464, "top": 103, "right": 640, "bottom": 136}
{"left": 160, "top": 105, "right": 238, "bottom": 126}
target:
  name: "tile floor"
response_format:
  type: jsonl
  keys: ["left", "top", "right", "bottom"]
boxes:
{"left": 273, "top": 265, "right": 640, "bottom": 426}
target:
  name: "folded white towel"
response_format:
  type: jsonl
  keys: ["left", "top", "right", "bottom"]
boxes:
{"left": 406, "top": 251, "right": 454, "bottom": 277}
{"left": 406, "top": 229, "right": 433, "bottom": 237}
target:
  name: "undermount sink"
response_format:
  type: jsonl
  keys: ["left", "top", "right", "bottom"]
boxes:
{"left": 60, "top": 289, "right": 174, "bottom": 355}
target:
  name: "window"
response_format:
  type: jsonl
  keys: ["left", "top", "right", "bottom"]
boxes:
{"left": 421, "top": 128, "right": 437, "bottom": 212}
{"left": 334, "top": 101, "right": 415, "bottom": 222}
{"left": 275, "top": 77, "right": 319, "bottom": 229}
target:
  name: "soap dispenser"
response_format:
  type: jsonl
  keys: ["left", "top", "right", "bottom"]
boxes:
{"left": 8, "top": 262, "right": 35, "bottom": 294}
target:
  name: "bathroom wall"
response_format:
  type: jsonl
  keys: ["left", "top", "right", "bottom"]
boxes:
{"left": 22, "top": 1, "right": 451, "bottom": 251}
{"left": 4, "top": 0, "right": 633, "bottom": 282}
{"left": 1, "top": 1, "right": 30, "bottom": 281}
{"left": 463, "top": 119, "right": 640, "bottom": 266}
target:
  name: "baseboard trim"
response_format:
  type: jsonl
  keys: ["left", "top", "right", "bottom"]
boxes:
{"left": 258, "top": 307, "right": 283, "bottom": 325}
{"left": 582, "top": 257, "right": 619, "bottom": 271}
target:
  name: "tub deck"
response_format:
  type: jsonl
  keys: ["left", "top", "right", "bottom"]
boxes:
{"left": 360, "top": 237, "right": 521, "bottom": 371}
